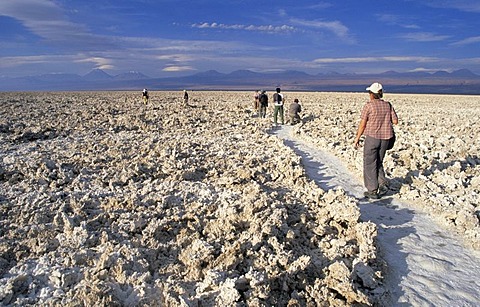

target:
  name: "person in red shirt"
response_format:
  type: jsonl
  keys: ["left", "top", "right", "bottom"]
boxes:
{"left": 354, "top": 82, "right": 398, "bottom": 199}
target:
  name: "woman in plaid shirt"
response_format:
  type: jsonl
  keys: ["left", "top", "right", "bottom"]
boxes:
{"left": 354, "top": 82, "right": 398, "bottom": 199}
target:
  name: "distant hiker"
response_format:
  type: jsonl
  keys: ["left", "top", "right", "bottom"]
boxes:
{"left": 354, "top": 82, "right": 398, "bottom": 199}
{"left": 273, "top": 87, "right": 284, "bottom": 125}
{"left": 142, "top": 88, "right": 149, "bottom": 104}
{"left": 259, "top": 90, "right": 268, "bottom": 118}
{"left": 183, "top": 90, "right": 189, "bottom": 105}
{"left": 254, "top": 90, "right": 260, "bottom": 114}
{"left": 288, "top": 98, "right": 302, "bottom": 125}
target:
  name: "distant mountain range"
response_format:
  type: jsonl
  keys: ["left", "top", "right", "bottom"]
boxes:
{"left": 1, "top": 68, "right": 480, "bottom": 94}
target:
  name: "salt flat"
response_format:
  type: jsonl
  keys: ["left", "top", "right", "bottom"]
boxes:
{"left": 274, "top": 125, "right": 480, "bottom": 306}
{"left": 290, "top": 91, "right": 479, "bottom": 248}
{"left": 0, "top": 91, "right": 479, "bottom": 306}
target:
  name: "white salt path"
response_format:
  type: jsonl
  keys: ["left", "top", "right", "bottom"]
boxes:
{"left": 273, "top": 125, "right": 480, "bottom": 307}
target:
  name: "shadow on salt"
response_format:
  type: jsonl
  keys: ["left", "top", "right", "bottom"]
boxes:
{"left": 271, "top": 125, "right": 415, "bottom": 304}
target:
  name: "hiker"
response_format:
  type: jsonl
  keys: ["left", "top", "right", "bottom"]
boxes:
{"left": 273, "top": 87, "right": 284, "bottom": 125}
{"left": 258, "top": 90, "right": 268, "bottom": 118}
{"left": 254, "top": 90, "right": 260, "bottom": 114}
{"left": 288, "top": 98, "right": 302, "bottom": 125}
{"left": 183, "top": 90, "right": 189, "bottom": 105}
{"left": 354, "top": 82, "right": 398, "bottom": 199}
{"left": 142, "top": 88, "right": 149, "bottom": 104}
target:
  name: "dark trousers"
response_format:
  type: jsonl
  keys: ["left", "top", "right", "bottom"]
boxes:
{"left": 363, "top": 136, "right": 389, "bottom": 192}
{"left": 259, "top": 105, "right": 267, "bottom": 118}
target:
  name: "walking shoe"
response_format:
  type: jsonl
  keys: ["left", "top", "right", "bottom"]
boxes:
{"left": 378, "top": 184, "right": 389, "bottom": 196}
{"left": 364, "top": 190, "right": 380, "bottom": 199}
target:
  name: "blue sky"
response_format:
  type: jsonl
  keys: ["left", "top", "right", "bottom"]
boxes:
{"left": 1, "top": 0, "right": 480, "bottom": 78}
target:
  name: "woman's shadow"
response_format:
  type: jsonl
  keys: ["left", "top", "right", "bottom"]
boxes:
{"left": 358, "top": 197, "right": 415, "bottom": 306}
{"left": 274, "top": 128, "right": 416, "bottom": 306}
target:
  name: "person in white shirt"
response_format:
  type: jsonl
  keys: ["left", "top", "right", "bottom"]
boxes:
{"left": 142, "top": 88, "right": 149, "bottom": 104}
{"left": 272, "top": 87, "right": 284, "bottom": 125}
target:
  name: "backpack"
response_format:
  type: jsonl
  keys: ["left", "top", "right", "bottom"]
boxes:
{"left": 260, "top": 94, "right": 268, "bottom": 106}
{"left": 274, "top": 93, "right": 282, "bottom": 103}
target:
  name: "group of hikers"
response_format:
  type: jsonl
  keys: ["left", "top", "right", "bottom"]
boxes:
{"left": 143, "top": 87, "right": 301, "bottom": 125}
{"left": 253, "top": 87, "right": 302, "bottom": 125}
{"left": 141, "top": 83, "right": 397, "bottom": 200}
{"left": 142, "top": 89, "right": 189, "bottom": 105}
{"left": 255, "top": 83, "right": 398, "bottom": 200}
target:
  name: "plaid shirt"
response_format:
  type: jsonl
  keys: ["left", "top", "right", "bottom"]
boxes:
{"left": 361, "top": 99, "right": 398, "bottom": 140}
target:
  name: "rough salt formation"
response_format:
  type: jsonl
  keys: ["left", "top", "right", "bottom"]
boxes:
{"left": 0, "top": 91, "right": 383, "bottom": 306}
{"left": 293, "top": 92, "right": 480, "bottom": 248}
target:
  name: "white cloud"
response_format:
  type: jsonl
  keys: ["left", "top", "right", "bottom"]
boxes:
{"left": 421, "top": 0, "right": 480, "bottom": 13}
{"left": 192, "top": 22, "right": 296, "bottom": 33}
{"left": 400, "top": 32, "right": 450, "bottom": 42}
{"left": 0, "top": 53, "right": 117, "bottom": 70}
{"left": 376, "top": 14, "right": 420, "bottom": 29}
{"left": 121, "top": 36, "right": 254, "bottom": 53}
{"left": 409, "top": 67, "right": 451, "bottom": 73}
{"left": 313, "top": 56, "right": 439, "bottom": 64}
{"left": 0, "top": 0, "right": 89, "bottom": 40}
{"left": 162, "top": 66, "right": 196, "bottom": 72}
{"left": 308, "top": 2, "right": 334, "bottom": 10}
{"left": 156, "top": 54, "right": 194, "bottom": 62}
{"left": 0, "top": 0, "right": 61, "bottom": 20}
{"left": 0, "top": 55, "right": 51, "bottom": 68}
{"left": 75, "top": 56, "right": 114, "bottom": 70}
{"left": 289, "top": 18, "right": 353, "bottom": 42}
{"left": 451, "top": 36, "right": 480, "bottom": 46}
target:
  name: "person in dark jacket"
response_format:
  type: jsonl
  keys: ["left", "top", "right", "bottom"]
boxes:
{"left": 183, "top": 90, "right": 189, "bottom": 105}
{"left": 258, "top": 90, "right": 268, "bottom": 118}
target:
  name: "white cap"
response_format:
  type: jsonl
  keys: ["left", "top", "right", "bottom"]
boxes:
{"left": 366, "top": 82, "right": 383, "bottom": 94}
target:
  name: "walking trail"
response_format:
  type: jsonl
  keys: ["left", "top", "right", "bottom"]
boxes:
{"left": 272, "top": 125, "right": 480, "bottom": 306}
